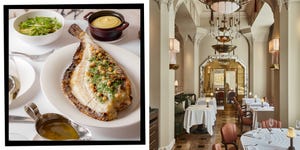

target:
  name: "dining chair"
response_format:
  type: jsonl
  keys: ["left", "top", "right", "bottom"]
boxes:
{"left": 261, "top": 118, "right": 282, "bottom": 128}
{"left": 221, "top": 123, "right": 239, "bottom": 150}
{"left": 235, "top": 101, "right": 246, "bottom": 123}
{"left": 227, "top": 91, "right": 236, "bottom": 104}
{"left": 216, "top": 91, "right": 225, "bottom": 105}
{"left": 212, "top": 143, "right": 222, "bottom": 150}
{"left": 237, "top": 104, "right": 253, "bottom": 133}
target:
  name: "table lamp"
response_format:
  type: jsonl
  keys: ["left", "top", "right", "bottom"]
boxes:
{"left": 287, "top": 127, "right": 296, "bottom": 150}
{"left": 261, "top": 98, "right": 264, "bottom": 108}
{"left": 206, "top": 98, "right": 209, "bottom": 108}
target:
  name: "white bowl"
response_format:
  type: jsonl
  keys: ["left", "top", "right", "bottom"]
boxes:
{"left": 13, "top": 10, "right": 64, "bottom": 46}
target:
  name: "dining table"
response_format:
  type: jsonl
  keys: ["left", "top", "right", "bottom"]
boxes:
{"left": 250, "top": 106, "right": 274, "bottom": 129}
{"left": 8, "top": 9, "right": 141, "bottom": 141}
{"left": 183, "top": 105, "right": 216, "bottom": 136}
{"left": 241, "top": 128, "right": 300, "bottom": 150}
{"left": 195, "top": 97, "right": 217, "bottom": 114}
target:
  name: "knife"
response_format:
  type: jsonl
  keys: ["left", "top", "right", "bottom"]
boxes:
{"left": 9, "top": 115, "right": 34, "bottom": 123}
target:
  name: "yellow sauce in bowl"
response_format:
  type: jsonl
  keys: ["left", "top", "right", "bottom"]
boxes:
{"left": 38, "top": 120, "right": 79, "bottom": 140}
{"left": 91, "top": 16, "right": 122, "bottom": 29}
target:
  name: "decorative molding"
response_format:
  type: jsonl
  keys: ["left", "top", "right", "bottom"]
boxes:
{"left": 158, "top": 138, "right": 176, "bottom": 150}
{"left": 199, "top": 55, "right": 248, "bottom": 98}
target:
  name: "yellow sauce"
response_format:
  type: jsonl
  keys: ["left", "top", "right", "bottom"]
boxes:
{"left": 38, "top": 121, "right": 79, "bottom": 140}
{"left": 91, "top": 16, "right": 122, "bottom": 29}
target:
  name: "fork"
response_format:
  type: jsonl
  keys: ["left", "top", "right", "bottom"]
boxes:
{"left": 10, "top": 49, "right": 54, "bottom": 61}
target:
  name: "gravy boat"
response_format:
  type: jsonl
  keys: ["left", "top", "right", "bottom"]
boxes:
{"left": 24, "top": 102, "right": 92, "bottom": 140}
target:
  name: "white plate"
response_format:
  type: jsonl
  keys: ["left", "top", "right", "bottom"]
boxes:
{"left": 40, "top": 42, "right": 140, "bottom": 128}
{"left": 9, "top": 57, "right": 36, "bottom": 109}
{"left": 9, "top": 132, "right": 28, "bottom": 140}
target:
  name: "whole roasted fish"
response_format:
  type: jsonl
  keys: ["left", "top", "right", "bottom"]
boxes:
{"left": 62, "top": 24, "right": 132, "bottom": 121}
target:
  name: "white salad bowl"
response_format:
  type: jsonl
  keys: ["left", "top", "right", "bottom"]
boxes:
{"left": 13, "top": 10, "right": 64, "bottom": 46}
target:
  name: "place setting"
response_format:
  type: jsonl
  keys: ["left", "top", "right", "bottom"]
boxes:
{"left": 7, "top": 7, "right": 142, "bottom": 142}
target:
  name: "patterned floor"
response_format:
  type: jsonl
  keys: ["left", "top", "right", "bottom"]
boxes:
{"left": 173, "top": 108, "right": 249, "bottom": 150}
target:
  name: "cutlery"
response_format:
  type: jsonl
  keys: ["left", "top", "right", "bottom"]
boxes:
{"left": 245, "top": 144, "right": 258, "bottom": 146}
{"left": 10, "top": 49, "right": 54, "bottom": 61}
{"left": 9, "top": 115, "right": 34, "bottom": 123}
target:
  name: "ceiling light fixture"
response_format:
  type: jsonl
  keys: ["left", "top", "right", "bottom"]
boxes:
{"left": 209, "top": 10, "right": 239, "bottom": 53}
{"left": 198, "top": 0, "right": 249, "bottom": 14}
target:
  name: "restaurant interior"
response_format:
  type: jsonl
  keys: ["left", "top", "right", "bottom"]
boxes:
{"left": 150, "top": 0, "right": 300, "bottom": 149}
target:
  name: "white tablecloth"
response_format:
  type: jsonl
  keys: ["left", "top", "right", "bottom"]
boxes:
{"left": 242, "top": 98, "right": 261, "bottom": 105}
{"left": 241, "top": 128, "right": 300, "bottom": 150}
{"left": 8, "top": 9, "right": 141, "bottom": 141}
{"left": 195, "top": 97, "right": 217, "bottom": 114}
{"left": 250, "top": 107, "right": 275, "bottom": 129}
{"left": 183, "top": 105, "right": 216, "bottom": 135}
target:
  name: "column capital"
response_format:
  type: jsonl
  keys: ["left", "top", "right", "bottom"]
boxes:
{"left": 251, "top": 26, "right": 270, "bottom": 42}
{"left": 194, "top": 27, "right": 208, "bottom": 45}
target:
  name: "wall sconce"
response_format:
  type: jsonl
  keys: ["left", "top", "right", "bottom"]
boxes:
{"left": 268, "top": 38, "right": 279, "bottom": 53}
{"left": 169, "top": 38, "right": 180, "bottom": 53}
{"left": 169, "top": 38, "right": 180, "bottom": 70}
{"left": 174, "top": 80, "right": 179, "bottom": 86}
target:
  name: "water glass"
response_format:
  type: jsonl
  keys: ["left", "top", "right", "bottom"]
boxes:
{"left": 296, "top": 120, "right": 300, "bottom": 129}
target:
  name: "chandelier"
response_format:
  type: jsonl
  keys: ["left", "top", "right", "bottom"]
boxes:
{"left": 209, "top": 11, "right": 241, "bottom": 40}
{"left": 198, "top": 0, "right": 249, "bottom": 14}
{"left": 209, "top": 10, "right": 240, "bottom": 53}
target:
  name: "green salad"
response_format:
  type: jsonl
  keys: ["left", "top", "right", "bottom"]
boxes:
{"left": 18, "top": 16, "right": 62, "bottom": 36}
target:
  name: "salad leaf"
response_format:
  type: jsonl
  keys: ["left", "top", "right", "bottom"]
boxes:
{"left": 18, "top": 16, "right": 62, "bottom": 36}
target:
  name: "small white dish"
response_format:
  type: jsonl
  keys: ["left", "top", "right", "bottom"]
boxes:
{"left": 9, "top": 57, "right": 36, "bottom": 109}
{"left": 13, "top": 10, "right": 64, "bottom": 46}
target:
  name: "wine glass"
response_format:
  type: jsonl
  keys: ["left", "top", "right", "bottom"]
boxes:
{"left": 9, "top": 55, "right": 20, "bottom": 104}
{"left": 268, "top": 118, "right": 274, "bottom": 134}
{"left": 296, "top": 120, "right": 300, "bottom": 136}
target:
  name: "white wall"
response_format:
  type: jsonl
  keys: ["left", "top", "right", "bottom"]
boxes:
{"left": 199, "top": 35, "right": 249, "bottom": 69}
{"left": 288, "top": 0, "right": 300, "bottom": 126}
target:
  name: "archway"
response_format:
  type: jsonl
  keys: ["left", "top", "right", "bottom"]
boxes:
{"left": 199, "top": 55, "right": 248, "bottom": 108}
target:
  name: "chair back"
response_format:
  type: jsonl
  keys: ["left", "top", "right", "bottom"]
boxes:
{"left": 212, "top": 143, "right": 222, "bottom": 150}
{"left": 221, "top": 123, "right": 237, "bottom": 144}
{"left": 261, "top": 119, "right": 282, "bottom": 128}
{"left": 227, "top": 91, "right": 236, "bottom": 101}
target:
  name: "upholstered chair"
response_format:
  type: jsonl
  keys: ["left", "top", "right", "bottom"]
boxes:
{"left": 212, "top": 143, "right": 222, "bottom": 150}
{"left": 237, "top": 104, "right": 253, "bottom": 133}
{"left": 261, "top": 118, "right": 282, "bottom": 128}
{"left": 221, "top": 123, "right": 238, "bottom": 150}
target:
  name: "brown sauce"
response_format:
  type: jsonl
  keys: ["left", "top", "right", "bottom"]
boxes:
{"left": 38, "top": 121, "right": 79, "bottom": 140}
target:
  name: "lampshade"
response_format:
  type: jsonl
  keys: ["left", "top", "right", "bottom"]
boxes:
{"left": 169, "top": 38, "right": 180, "bottom": 53}
{"left": 269, "top": 38, "right": 279, "bottom": 53}
{"left": 210, "top": 1, "right": 240, "bottom": 14}
{"left": 174, "top": 80, "right": 178, "bottom": 86}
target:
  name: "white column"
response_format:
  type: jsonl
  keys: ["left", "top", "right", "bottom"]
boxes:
{"left": 194, "top": 27, "right": 208, "bottom": 97}
{"left": 251, "top": 27, "right": 269, "bottom": 97}
{"left": 287, "top": 0, "right": 300, "bottom": 126}
{"left": 159, "top": 0, "right": 175, "bottom": 149}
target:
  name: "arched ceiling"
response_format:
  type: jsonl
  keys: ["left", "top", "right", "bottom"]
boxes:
{"left": 175, "top": 0, "right": 274, "bottom": 39}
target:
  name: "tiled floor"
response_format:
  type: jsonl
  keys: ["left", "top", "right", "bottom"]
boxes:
{"left": 173, "top": 108, "right": 249, "bottom": 150}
